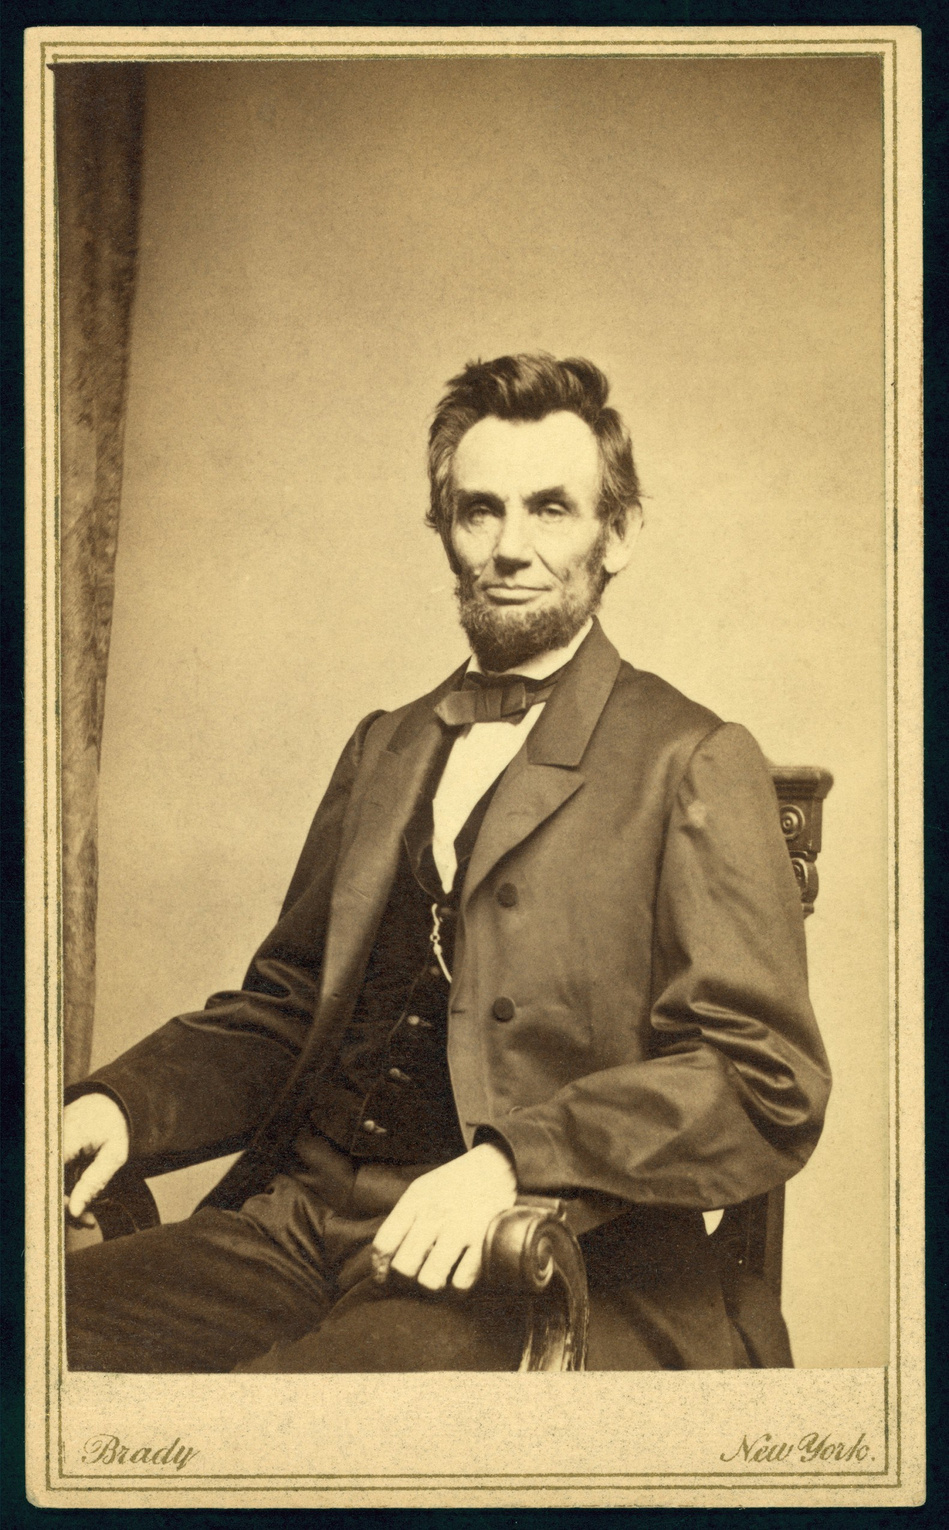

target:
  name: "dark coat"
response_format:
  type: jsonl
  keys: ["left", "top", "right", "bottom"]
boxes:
{"left": 85, "top": 621, "right": 830, "bottom": 1246}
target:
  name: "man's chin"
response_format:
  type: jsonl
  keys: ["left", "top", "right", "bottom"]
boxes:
{"left": 457, "top": 595, "right": 593, "bottom": 673}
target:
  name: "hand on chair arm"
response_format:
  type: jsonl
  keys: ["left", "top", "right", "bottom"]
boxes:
{"left": 371, "top": 1142, "right": 518, "bottom": 1293}
{"left": 63, "top": 1092, "right": 130, "bottom": 1225}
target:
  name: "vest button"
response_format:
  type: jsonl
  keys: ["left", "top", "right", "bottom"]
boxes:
{"left": 406, "top": 1015, "right": 421, "bottom": 1027}
{"left": 496, "top": 882, "right": 518, "bottom": 907}
{"left": 492, "top": 996, "right": 516, "bottom": 1023}
{"left": 361, "top": 1118, "right": 388, "bottom": 1135}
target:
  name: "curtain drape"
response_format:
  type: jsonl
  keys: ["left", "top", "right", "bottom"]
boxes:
{"left": 56, "top": 65, "right": 145, "bottom": 1084}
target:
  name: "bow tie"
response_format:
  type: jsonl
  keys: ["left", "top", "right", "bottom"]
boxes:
{"left": 434, "top": 668, "right": 561, "bottom": 728}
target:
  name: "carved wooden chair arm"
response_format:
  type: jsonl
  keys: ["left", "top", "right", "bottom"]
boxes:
{"left": 482, "top": 1195, "right": 590, "bottom": 1371}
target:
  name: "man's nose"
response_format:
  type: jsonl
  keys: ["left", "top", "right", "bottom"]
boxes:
{"left": 491, "top": 511, "right": 533, "bottom": 569}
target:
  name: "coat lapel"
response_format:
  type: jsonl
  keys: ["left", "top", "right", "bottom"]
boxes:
{"left": 462, "top": 620, "right": 622, "bottom": 906}
{"left": 316, "top": 668, "right": 464, "bottom": 1007}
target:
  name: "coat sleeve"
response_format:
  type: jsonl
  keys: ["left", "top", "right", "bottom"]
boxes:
{"left": 66, "top": 710, "right": 385, "bottom": 1168}
{"left": 490, "top": 723, "right": 832, "bottom": 1210}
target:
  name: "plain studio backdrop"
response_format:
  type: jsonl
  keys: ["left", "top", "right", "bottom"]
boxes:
{"left": 92, "top": 56, "right": 888, "bottom": 1370}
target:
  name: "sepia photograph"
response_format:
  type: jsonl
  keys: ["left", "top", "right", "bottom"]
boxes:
{"left": 25, "top": 25, "right": 923, "bottom": 1508}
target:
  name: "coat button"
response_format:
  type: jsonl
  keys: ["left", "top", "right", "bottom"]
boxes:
{"left": 388, "top": 1066, "right": 411, "bottom": 1084}
{"left": 496, "top": 882, "right": 518, "bottom": 908}
{"left": 406, "top": 1014, "right": 421, "bottom": 1027}
{"left": 361, "top": 1118, "right": 388, "bottom": 1135}
{"left": 492, "top": 996, "right": 516, "bottom": 1023}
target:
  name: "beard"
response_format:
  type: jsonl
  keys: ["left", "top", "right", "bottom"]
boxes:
{"left": 455, "top": 532, "right": 609, "bottom": 673}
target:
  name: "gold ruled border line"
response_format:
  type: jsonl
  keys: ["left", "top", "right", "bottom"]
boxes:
{"left": 51, "top": 46, "right": 66, "bottom": 1484}
{"left": 38, "top": 34, "right": 904, "bottom": 1492}
{"left": 38, "top": 36, "right": 906, "bottom": 46}
{"left": 39, "top": 39, "right": 59, "bottom": 1501}
{"left": 48, "top": 56, "right": 890, "bottom": 68}
{"left": 39, "top": 22, "right": 49, "bottom": 1489}
{"left": 46, "top": 50, "right": 895, "bottom": 64}
{"left": 35, "top": 1482, "right": 905, "bottom": 1492}
{"left": 50, "top": 1467, "right": 900, "bottom": 1480}
{"left": 889, "top": 33, "right": 903, "bottom": 1491}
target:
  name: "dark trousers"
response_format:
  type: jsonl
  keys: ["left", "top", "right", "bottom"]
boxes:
{"left": 66, "top": 1137, "right": 752, "bottom": 1373}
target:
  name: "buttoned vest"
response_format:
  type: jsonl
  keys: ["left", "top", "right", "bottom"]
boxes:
{"left": 300, "top": 742, "right": 502, "bottom": 1165}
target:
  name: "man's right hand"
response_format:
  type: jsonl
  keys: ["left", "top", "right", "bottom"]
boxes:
{"left": 63, "top": 1093, "right": 130, "bottom": 1226}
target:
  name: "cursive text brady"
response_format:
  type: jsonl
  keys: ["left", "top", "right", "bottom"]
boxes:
{"left": 81, "top": 1433, "right": 199, "bottom": 1471}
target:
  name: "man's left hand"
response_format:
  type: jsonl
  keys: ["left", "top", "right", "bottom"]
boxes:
{"left": 371, "top": 1142, "right": 518, "bottom": 1292}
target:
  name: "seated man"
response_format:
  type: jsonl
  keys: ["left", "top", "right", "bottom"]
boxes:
{"left": 64, "top": 352, "right": 831, "bottom": 1373}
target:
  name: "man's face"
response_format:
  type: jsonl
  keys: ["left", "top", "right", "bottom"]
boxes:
{"left": 448, "top": 411, "right": 634, "bottom": 671}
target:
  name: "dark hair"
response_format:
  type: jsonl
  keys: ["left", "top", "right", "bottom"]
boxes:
{"left": 426, "top": 352, "right": 641, "bottom": 547}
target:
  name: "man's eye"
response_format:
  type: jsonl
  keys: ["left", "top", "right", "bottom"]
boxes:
{"left": 536, "top": 502, "right": 568, "bottom": 518}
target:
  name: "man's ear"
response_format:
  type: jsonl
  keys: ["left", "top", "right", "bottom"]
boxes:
{"left": 602, "top": 504, "right": 643, "bottom": 577}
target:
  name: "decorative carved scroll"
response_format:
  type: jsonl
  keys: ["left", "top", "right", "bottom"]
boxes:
{"left": 769, "top": 765, "right": 834, "bottom": 917}
{"left": 482, "top": 1196, "right": 589, "bottom": 1371}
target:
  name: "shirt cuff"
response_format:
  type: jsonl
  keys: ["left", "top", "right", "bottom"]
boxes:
{"left": 63, "top": 1081, "right": 133, "bottom": 1134}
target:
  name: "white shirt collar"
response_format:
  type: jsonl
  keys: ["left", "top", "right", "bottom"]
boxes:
{"left": 467, "top": 618, "right": 593, "bottom": 682}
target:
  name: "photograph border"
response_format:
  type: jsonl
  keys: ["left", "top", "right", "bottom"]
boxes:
{"left": 23, "top": 24, "right": 924, "bottom": 1509}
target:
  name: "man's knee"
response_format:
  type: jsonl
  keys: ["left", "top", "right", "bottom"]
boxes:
{"left": 65, "top": 1208, "right": 332, "bottom": 1373}
{"left": 236, "top": 1277, "right": 528, "bottom": 1372}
